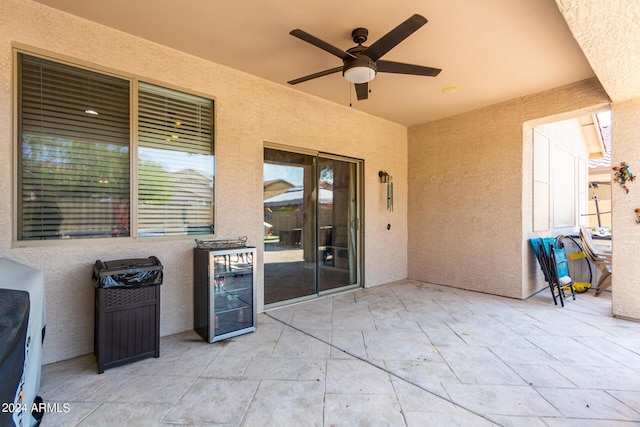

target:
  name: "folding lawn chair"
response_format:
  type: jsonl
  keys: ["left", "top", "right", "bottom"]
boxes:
{"left": 579, "top": 227, "right": 612, "bottom": 296}
{"left": 549, "top": 245, "right": 576, "bottom": 307}
{"left": 530, "top": 237, "right": 575, "bottom": 307}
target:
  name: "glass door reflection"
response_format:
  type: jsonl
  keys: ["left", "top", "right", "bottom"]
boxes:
{"left": 264, "top": 147, "right": 360, "bottom": 306}
{"left": 317, "top": 157, "right": 358, "bottom": 292}
{"left": 263, "top": 149, "right": 316, "bottom": 305}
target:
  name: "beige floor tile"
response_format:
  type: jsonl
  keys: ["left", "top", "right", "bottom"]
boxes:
{"left": 164, "top": 378, "right": 259, "bottom": 424}
{"left": 556, "top": 365, "right": 640, "bottom": 390}
{"left": 541, "top": 418, "right": 640, "bottom": 427}
{"left": 217, "top": 337, "right": 278, "bottom": 358}
{"left": 404, "top": 409, "right": 498, "bottom": 427}
{"left": 384, "top": 359, "right": 459, "bottom": 391}
{"left": 241, "top": 379, "right": 324, "bottom": 427}
{"left": 84, "top": 374, "right": 197, "bottom": 404}
{"left": 418, "top": 322, "right": 468, "bottom": 346}
{"left": 41, "top": 372, "right": 115, "bottom": 402}
{"left": 607, "top": 390, "right": 640, "bottom": 413}
{"left": 288, "top": 308, "right": 333, "bottom": 331}
{"left": 525, "top": 334, "right": 625, "bottom": 368}
{"left": 373, "top": 317, "right": 421, "bottom": 331}
{"left": 443, "top": 384, "right": 562, "bottom": 417}
{"left": 436, "top": 346, "right": 527, "bottom": 385}
{"left": 489, "top": 345, "right": 562, "bottom": 366}
{"left": 323, "top": 394, "right": 405, "bottom": 427}
{"left": 38, "top": 402, "right": 99, "bottom": 427}
{"left": 390, "top": 377, "right": 454, "bottom": 413}
{"left": 200, "top": 356, "right": 252, "bottom": 379}
{"left": 486, "top": 414, "right": 548, "bottom": 427}
{"left": 509, "top": 364, "right": 578, "bottom": 388}
{"left": 577, "top": 336, "right": 640, "bottom": 369}
{"left": 331, "top": 305, "right": 377, "bottom": 331}
{"left": 76, "top": 402, "right": 172, "bottom": 427}
{"left": 362, "top": 330, "right": 440, "bottom": 361}
{"left": 446, "top": 320, "right": 535, "bottom": 348}
{"left": 39, "top": 282, "right": 640, "bottom": 426}
{"left": 330, "top": 330, "right": 367, "bottom": 360}
{"left": 326, "top": 358, "right": 394, "bottom": 395}
{"left": 271, "top": 328, "right": 331, "bottom": 359}
{"left": 243, "top": 357, "right": 326, "bottom": 381}
{"left": 537, "top": 388, "right": 640, "bottom": 421}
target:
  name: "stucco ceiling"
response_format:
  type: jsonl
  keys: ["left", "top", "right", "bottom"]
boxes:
{"left": 34, "top": 0, "right": 598, "bottom": 126}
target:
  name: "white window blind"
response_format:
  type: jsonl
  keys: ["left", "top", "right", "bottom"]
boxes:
{"left": 18, "top": 54, "right": 130, "bottom": 240}
{"left": 137, "top": 82, "right": 214, "bottom": 236}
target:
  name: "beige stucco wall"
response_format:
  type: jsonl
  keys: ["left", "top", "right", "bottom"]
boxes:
{"left": 610, "top": 99, "right": 640, "bottom": 320}
{"left": 554, "top": 0, "right": 640, "bottom": 321}
{"left": 0, "top": 0, "right": 408, "bottom": 363}
{"left": 552, "top": 0, "right": 640, "bottom": 322}
{"left": 407, "top": 79, "right": 609, "bottom": 299}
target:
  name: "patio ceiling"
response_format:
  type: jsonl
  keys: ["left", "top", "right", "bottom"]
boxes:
{"left": 33, "top": 0, "right": 600, "bottom": 126}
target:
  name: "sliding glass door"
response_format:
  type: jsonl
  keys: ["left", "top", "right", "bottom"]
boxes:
{"left": 263, "top": 147, "right": 361, "bottom": 306}
{"left": 263, "top": 149, "right": 317, "bottom": 304}
{"left": 317, "top": 156, "right": 359, "bottom": 293}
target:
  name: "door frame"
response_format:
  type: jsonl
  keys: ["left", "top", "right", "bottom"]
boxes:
{"left": 263, "top": 142, "right": 364, "bottom": 308}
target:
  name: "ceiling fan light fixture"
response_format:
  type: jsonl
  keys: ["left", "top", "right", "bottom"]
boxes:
{"left": 343, "top": 62, "right": 377, "bottom": 84}
{"left": 289, "top": 14, "right": 440, "bottom": 100}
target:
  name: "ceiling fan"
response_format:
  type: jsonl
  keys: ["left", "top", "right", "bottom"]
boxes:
{"left": 287, "top": 14, "right": 442, "bottom": 101}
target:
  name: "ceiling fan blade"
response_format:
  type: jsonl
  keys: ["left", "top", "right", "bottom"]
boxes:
{"left": 355, "top": 83, "right": 369, "bottom": 100}
{"left": 362, "top": 14, "right": 428, "bottom": 62}
{"left": 287, "top": 66, "right": 343, "bottom": 85}
{"left": 290, "top": 29, "right": 357, "bottom": 61}
{"left": 377, "top": 60, "right": 441, "bottom": 77}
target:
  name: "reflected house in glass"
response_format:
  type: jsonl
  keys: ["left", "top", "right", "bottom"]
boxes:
{"left": 138, "top": 168, "right": 214, "bottom": 236}
{"left": 263, "top": 179, "right": 295, "bottom": 201}
{"left": 263, "top": 186, "right": 333, "bottom": 246}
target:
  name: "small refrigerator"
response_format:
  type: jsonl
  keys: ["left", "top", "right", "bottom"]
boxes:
{"left": 193, "top": 246, "right": 256, "bottom": 342}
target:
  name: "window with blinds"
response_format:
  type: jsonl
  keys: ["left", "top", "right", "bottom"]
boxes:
{"left": 137, "top": 83, "right": 214, "bottom": 236}
{"left": 18, "top": 54, "right": 130, "bottom": 240}
{"left": 16, "top": 53, "right": 215, "bottom": 241}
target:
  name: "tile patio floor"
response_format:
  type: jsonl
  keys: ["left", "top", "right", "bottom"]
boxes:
{"left": 39, "top": 280, "right": 640, "bottom": 426}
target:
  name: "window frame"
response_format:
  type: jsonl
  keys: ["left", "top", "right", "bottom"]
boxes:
{"left": 532, "top": 122, "right": 589, "bottom": 234}
{"left": 12, "top": 46, "right": 216, "bottom": 246}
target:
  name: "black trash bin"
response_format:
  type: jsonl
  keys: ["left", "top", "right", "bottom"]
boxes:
{"left": 92, "top": 257, "right": 163, "bottom": 373}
